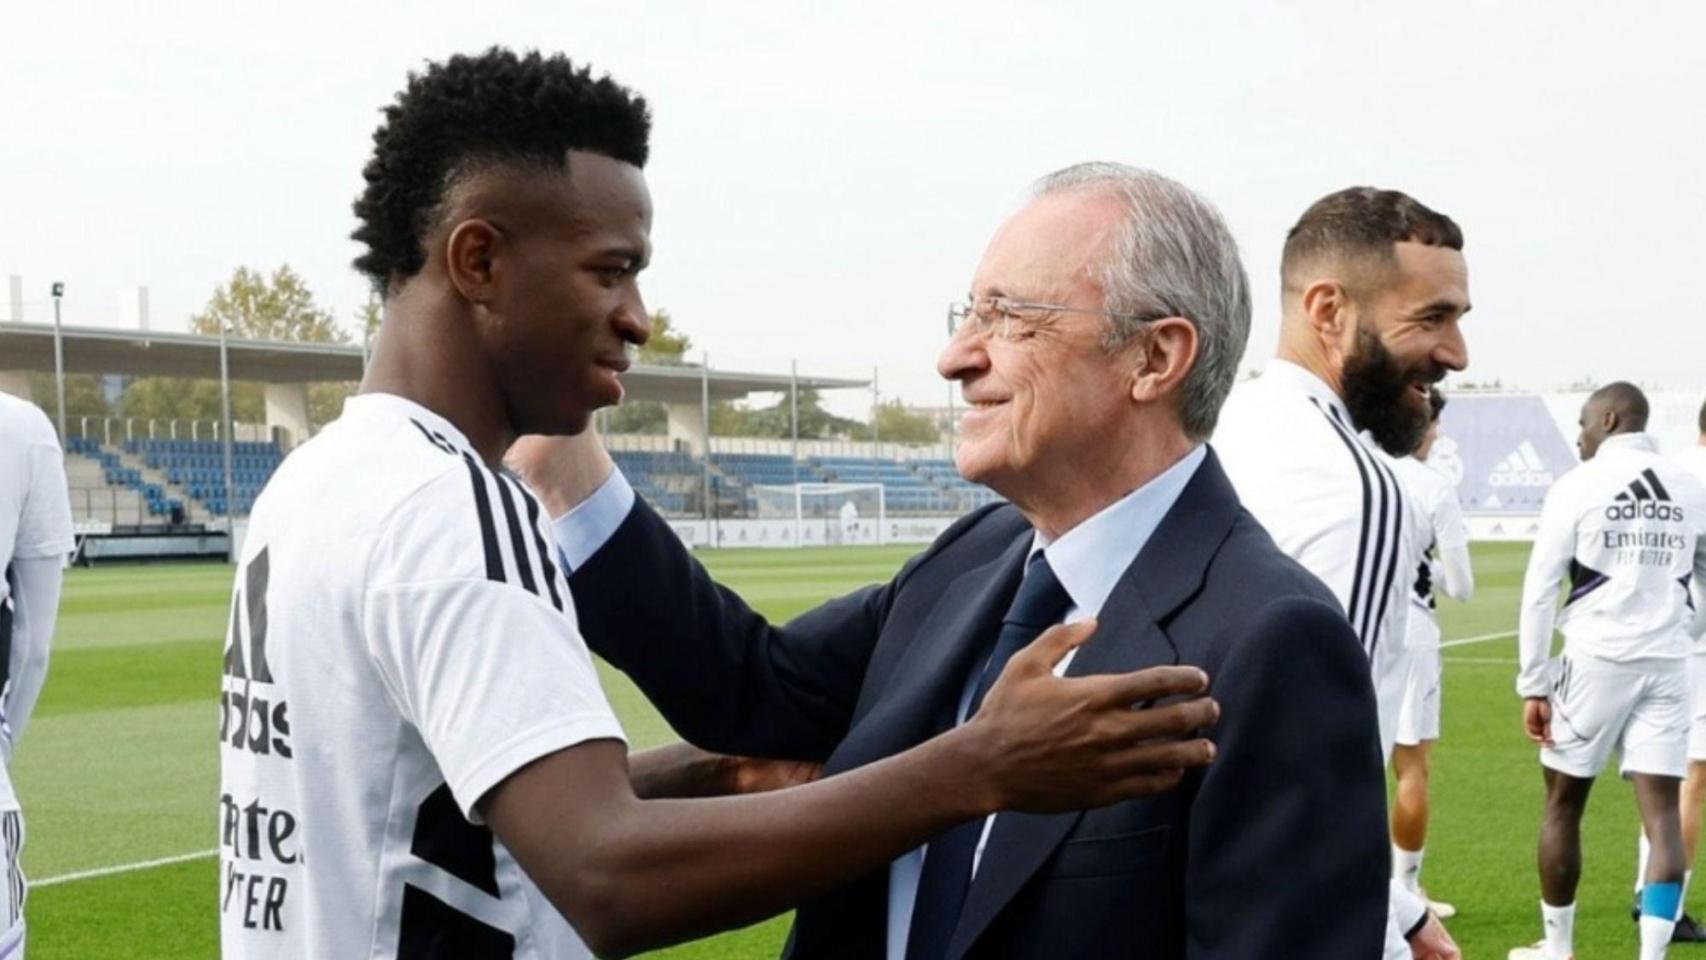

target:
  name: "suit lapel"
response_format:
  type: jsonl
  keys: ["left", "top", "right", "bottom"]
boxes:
{"left": 945, "top": 451, "right": 1243, "bottom": 959}
{"left": 823, "top": 530, "right": 1032, "bottom": 777}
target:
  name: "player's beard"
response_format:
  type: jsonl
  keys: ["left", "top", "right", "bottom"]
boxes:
{"left": 1341, "top": 327, "right": 1438, "bottom": 457}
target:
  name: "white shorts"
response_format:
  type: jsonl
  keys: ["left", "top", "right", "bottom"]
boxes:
{"left": 1688, "top": 653, "right": 1706, "bottom": 762}
{"left": 1542, "top": 654, "right": 1689, "bottom": 779}
{"left": 1394, "top": 648, "right": 1442, "bottom": 747}
{"left": 0, "top": 809, "right": 23, "bottom": 959}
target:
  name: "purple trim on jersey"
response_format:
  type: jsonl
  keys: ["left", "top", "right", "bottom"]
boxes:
{"left": 1566, "top": 559, "right": 1610, "bottom": 606}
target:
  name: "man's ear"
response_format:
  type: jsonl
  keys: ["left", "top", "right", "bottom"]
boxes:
{"left": 444, "top": 218, "right": 503, "bottom": 307}
{"left": 1128, "top": 317, "right": 1198, "bottom": 405}
{"left": 1300, "top": 278, "right": 1354, "bottom": 360}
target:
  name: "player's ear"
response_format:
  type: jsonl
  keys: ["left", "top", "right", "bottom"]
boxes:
{"left": 444, "top": 218, "right": 503, "bottom": 308}
{"left": 1299, "top": 279, "right": 1351, "bottom": 347}
{"left": 1127, "top": 317, "right": 1197, "bottom": 406}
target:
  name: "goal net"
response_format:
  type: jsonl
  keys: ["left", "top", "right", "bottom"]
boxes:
{"left": 752, "top": 482, "right": 887, "bottom": 547}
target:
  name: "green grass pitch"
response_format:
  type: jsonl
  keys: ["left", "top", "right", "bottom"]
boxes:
{"left": 13, "top": 542, "right": 1680, "bottom": 957}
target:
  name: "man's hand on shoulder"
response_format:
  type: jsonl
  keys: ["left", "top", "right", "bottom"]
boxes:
{"left": 507, "top": 428, "right": 615, "bottom": 519}
{"left": 961, "top": 619, "right": 1219, "bottom": 812}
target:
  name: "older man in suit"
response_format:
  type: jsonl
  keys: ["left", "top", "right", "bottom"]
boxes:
{"left": 512, "top": 163, "right": 1388, "bottom": 958}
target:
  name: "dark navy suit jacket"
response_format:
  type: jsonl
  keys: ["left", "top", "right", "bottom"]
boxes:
{"left": 570, "top": 450, "right": 1388, "bottom": 959}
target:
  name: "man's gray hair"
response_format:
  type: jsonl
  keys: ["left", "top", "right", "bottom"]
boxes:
{"left": 1032, "top": 162, "right": 1251, "bottom": 440}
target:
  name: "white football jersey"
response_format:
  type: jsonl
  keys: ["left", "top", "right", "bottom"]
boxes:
{"left": 1387, "top": 453, "right": 1473, "bottom": 651}
{"left": 1678, "top": 444, "right": 1706, "bottom": 640}
{"left": 218, "top": 393, "right": 625, "bottom": 959}
{"left": 1215, "top": 359, "right": 1422, "bottom": 754}
{"left": 1216, "top": 359, "right": 1433, "bottom": 948}
{"left": 1516, "top": 432, "right": 1706, "bottom": 696}
{"left": 0, "top": 393, "right": 74, "bottom": 809}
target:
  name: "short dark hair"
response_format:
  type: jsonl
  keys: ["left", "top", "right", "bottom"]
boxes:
{"left": 1429, "top": 387, "right": 1447, "bottom": 423}
{"left": 1590, "top": 381, "right": 1650, "bottom": 433}
{"left": 1281, "top": 187, "right": 1463, "bottom": 286}
{"left": 351, "top": 47, "right": 651, "bottom": 291}
{"left": 1697, "top": 395, "right": 1705, "bottom": 435}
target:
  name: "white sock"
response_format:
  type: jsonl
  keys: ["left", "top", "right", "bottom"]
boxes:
{"left": 1685, "top": 870, "right": 1695, "bottom": 918}
{"left": 1640, "top": 830, "right": 1653, "bottom": 893}
{"left": 1640, "top": 913, "right": 1675, "bottom": 960}
{"left": 1393, "top": 844, "right": 1424, "bottom": 893}
{"left": 1542, "top": 901, "right": 1575, "bottom": 958}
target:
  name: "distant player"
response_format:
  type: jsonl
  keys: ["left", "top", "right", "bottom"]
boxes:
{"left": 1635, "top": 394, "right": 1706, "bottom": 940}
{"left": 1510, "top": 383, "right": 1706, "bottom": 960}
{"left": 216, "top": 48, "right": 1219, "bottom": 958}
{"left": 1385, "top": 389, "right": 1474, "bottom": 918}
{"left": 1216, "top": 186, "right": 1470, "bottom": 960}
{"left": 0, "top": 392, "right": 75, "bottom": 959}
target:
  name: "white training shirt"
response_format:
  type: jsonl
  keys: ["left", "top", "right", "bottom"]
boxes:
{"left": 1516, "top": 432, "right": 1706, "bottom": 697}
{"left": 1214, "top": 359, "right": 1431, "bottom": 947}
{"left": 1677, "top": 444, "right": 1706, "bottom": 641}
{"left": 218, "top": 393, "right": 625, "bottom": 959}
{"left": 0, "top": 394, "right": 73, "bottom": 810}
{"left": 1215, "top": 360, "right": 1422, "bottom": 740}
{"left": 1386, "top": 453, "right": 1474, "bottom": 651}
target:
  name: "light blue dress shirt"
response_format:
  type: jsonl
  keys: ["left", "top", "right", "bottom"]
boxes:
{"left": 551, "top": 446, "right": 1208, "bottom": 959}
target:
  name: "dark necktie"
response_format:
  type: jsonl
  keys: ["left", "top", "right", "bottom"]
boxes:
{"left": 905, "top": 552, "right": 1074, "bottom": 960}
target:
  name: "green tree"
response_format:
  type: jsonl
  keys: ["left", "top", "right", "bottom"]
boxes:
{"left": 849, "top": 399, "right": 941, "bottom": 443}
{"left": 123, "top": 266, "right": 354, "bottom": 428}
{"left": 638, "top": 309, "right": 691, "bottom": 364}
{"left": 27, "top": 373, "right": 111, "bottom": 422}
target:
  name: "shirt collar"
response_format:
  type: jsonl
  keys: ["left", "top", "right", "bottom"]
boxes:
{"left": 343, "top": 392, "right": 477, "bottom": 456}
{"left": 1029, "top": 444, "right": 1207, "bottom": 617}
{"left": 1263, "top": 358, "right": 1349, "bottom": 420}
{"left": 1599, "top": 432, "right": 1659, "bottom": 455}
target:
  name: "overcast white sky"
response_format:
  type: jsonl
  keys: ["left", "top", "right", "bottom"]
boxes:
{"left": 4, "top": 1, "right": 1703, "bottom": 406}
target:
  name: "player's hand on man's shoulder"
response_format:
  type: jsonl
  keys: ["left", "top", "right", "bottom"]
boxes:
{"left": 963, "top": 619, "right": 1218, "bottom": 812}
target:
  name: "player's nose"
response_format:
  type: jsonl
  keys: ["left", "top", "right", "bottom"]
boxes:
{"left": 1434, "top": 323, "right": 1468, "bottom": 373}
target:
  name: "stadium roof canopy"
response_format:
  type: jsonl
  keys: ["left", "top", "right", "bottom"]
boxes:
{"left": 0, "top": 321, "right": 865, "bottom": 405}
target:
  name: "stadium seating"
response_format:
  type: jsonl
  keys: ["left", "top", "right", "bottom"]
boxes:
{"left": 122, "top": 438, "right": 284, "bottom": 516}
{"left": 65, "top": 436, "right": 188, "bottom": 520}
{"left": 610, "top": 449, "right": 703, "bottom": 515}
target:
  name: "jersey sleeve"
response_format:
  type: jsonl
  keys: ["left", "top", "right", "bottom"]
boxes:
{"left": 1432, "top": 483, "right": 1474, "bottom": 603}
{"left": 15, "top": 419, "right": 74, "bottom": 560}
{"left": 363, "top": 470, "right": 625, "bottom": 822}
{"left": 1517, "top": 477, "right": 1579, "bottom": 697}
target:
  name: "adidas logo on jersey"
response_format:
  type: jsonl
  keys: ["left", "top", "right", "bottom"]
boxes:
{"left": 1489, "top": 441, "right": 1554, "bottom": 487}
{"left": 1605, "top": 468, "right": 1686, "bottom": 522}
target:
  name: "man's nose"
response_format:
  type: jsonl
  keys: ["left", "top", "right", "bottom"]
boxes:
{"left": 937, "top": 328, "right": 989, "bottom": 382}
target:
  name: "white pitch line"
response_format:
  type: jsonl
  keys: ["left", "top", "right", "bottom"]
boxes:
{"left": 33, "top": 848, "right": 217, "bottom": 887}
{"left": 1440, "top": 629, "right": 1516, "bottom": 649}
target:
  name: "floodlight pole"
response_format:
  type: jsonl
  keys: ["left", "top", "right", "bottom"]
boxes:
{"left": 50, "top": 282, "right": 67, "bottom": 442}
{"left": 870, "top": 366, "right": 880, "bottom": 474}
{"left": 790, "top": 359, "right": 800, "bottom": 487}
{"left": 946, "top": 380, "right": 956, "bottom": 458}
{"left": 700, "top": 352, "right": 713, "bottom": 537}
{"left": 219, "top": 322, "right": 237, "bottom": 561}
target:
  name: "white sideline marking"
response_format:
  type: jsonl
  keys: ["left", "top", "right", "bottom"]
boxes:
{"left": 1440, "top": 629, "right": 1516, "bottom": 649}
{"left": 33, "top": 848, "right": 217, "bottom": 887}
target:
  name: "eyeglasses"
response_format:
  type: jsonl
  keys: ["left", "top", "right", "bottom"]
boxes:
{"left": 946, "top": 296, "right": 1160, "bottom": 341}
